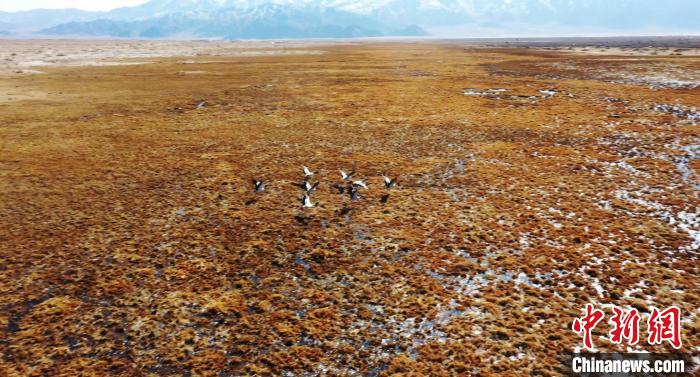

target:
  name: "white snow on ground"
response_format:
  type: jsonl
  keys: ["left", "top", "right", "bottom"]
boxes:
{"left": 675, "top": 144, "right": 700, "bottom": 190}
{"left": 614, "top": 189, "right": 699, "bottom": 251}
{"left": 463, "top": 88, "right": 507, "bottom": 96}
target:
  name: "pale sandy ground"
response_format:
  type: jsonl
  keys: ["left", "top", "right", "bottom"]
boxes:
{"left": 1, "top": 39, "right": 698, "bottom": 103}
{"left": 2, "top": 39, "right": 697, "bottom": 77}
{"left": 0, "top": 39, "right": 328, "bottom": 75}
{"left": 0, "top": 39, "right": 331, "bottom": 103}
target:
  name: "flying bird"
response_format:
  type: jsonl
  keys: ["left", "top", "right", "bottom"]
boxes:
{"left": 349, "top": 185, "right": 360, "bottom": 201}
{"left": 304, "top": 181, "right": 320, "bottom": 195}
{"left": 382, "top": 175, "right": 397, "bottom": 189}
{"left": 339, "top": 170, "right": 355, "bottom": 181}
{"left": 352, "top": 180, "right": 368, "bottom": 189}
{"left": 294, "top": 180, "right": 319, "bottom": 194}
{"left": 252, "top": 179, "right": 265, "bottom": 193}
{"left": 332, "top": 183, "right": 346, "bottom": 195}
{"left": 301, "top": 193, "right": 315, "bottom": 208}
{"left": 303, "top": 166, "right": 314, "bottom": 179}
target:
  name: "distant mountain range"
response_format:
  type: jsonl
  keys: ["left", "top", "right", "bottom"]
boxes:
{"left": 0, "top": 0, "right": 698, "bottom": 39}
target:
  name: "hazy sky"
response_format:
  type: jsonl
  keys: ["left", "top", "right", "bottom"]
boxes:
{"left": 0, "top": 0, "right": 149, "bottom": 12}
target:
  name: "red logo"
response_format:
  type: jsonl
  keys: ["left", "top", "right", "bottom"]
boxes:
{"left": 572, "top": 304, "right": 682, "bottom": 350}
{"left": 648, "top": 306, "right": 682, "bottom": 349}
{"left": 609, "top": 306, "right": 640, "bottom": 345}
{"left": 572, "top": 303, "right": 605, "bottom": 349}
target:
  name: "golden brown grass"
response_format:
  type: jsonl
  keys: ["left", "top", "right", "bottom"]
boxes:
{"left": 0, "top": 41, "right": 698, "bottom": 376}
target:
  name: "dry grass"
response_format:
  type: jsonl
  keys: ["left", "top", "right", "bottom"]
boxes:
{"left": 0, "top": 41, "right": 698, "bottom": 376}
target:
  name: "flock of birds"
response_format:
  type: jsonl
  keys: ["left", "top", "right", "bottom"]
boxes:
{"left": 252, "top": 166, "right": 397, "bottom": 208}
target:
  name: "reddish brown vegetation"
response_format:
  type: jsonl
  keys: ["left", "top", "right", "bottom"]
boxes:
{"left": 0, "top": 42, "right": 698, "bottom": 376}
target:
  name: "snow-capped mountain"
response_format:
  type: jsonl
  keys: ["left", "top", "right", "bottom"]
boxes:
{"left": 0, "top": 0, "right": 697, "bottom": 39}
